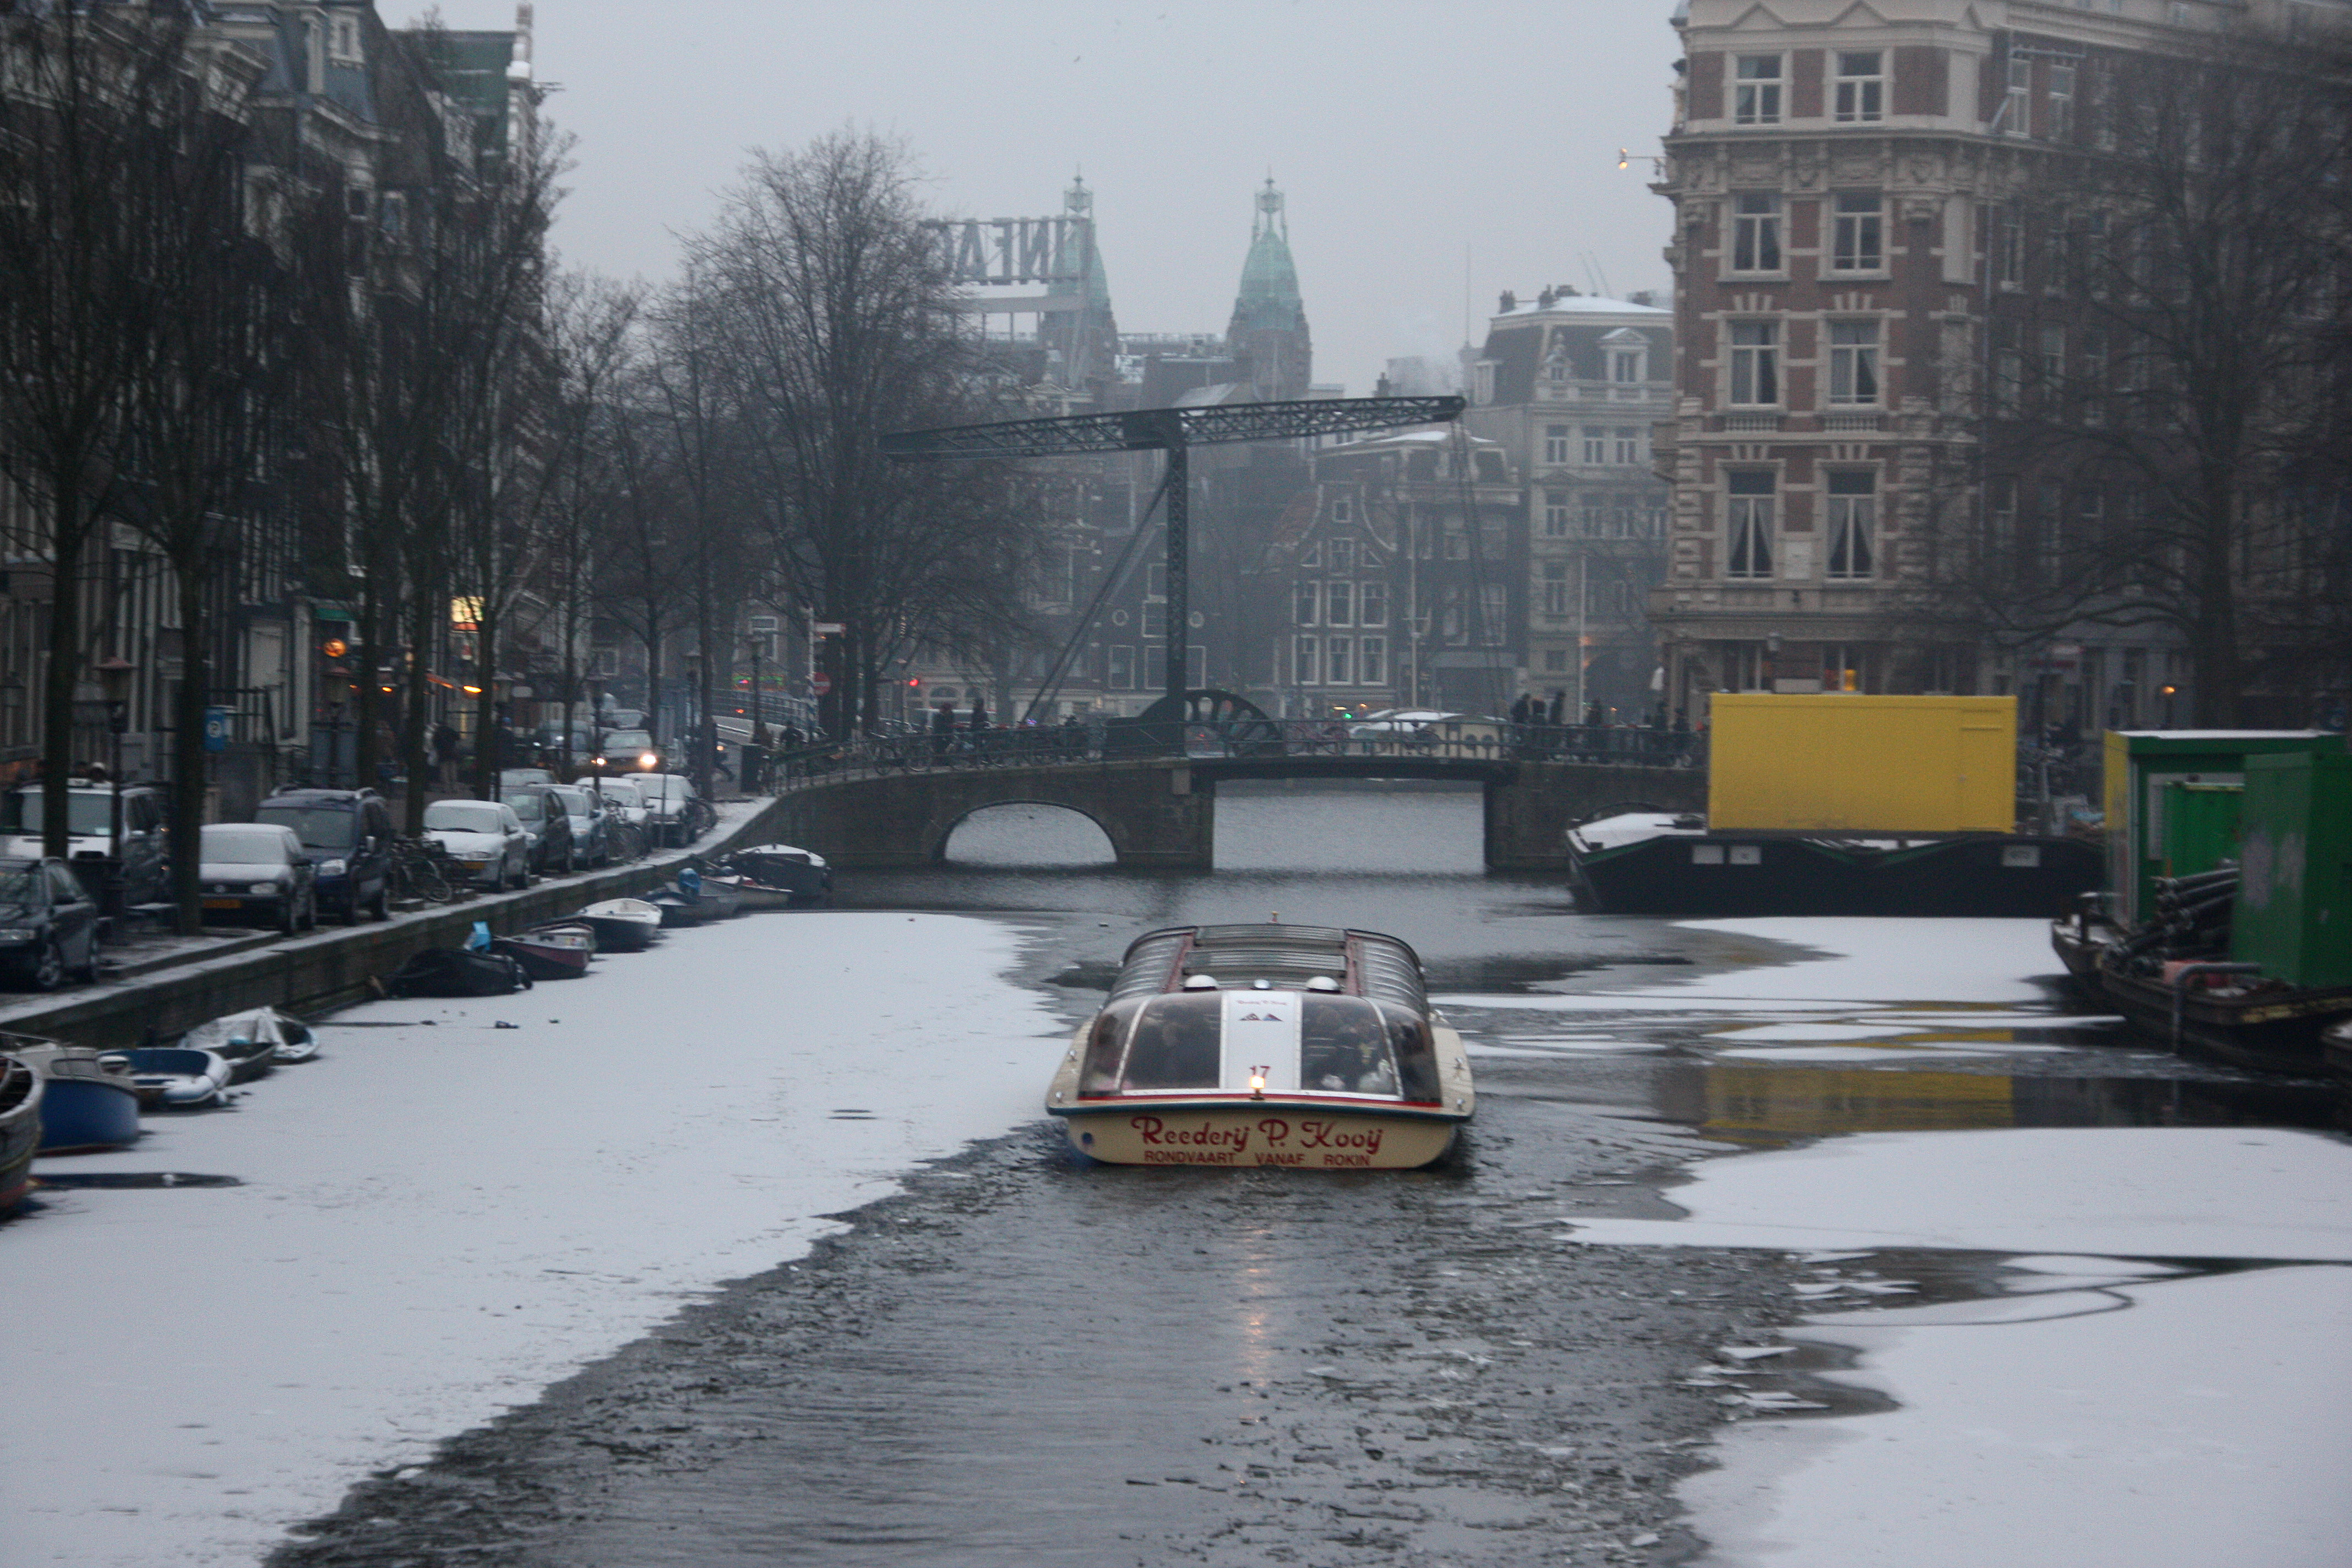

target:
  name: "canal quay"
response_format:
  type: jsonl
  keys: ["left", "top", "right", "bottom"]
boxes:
{"left": 9, "top": 785, "right": 2348, "bottom": 1568}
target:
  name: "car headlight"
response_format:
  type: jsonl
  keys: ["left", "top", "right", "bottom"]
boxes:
{"left": 320, "top": 859, "right": 348, "bottom": 877}
{"left": 638, "top": 752, "right": 657, "bottom": 769}
{"left": 0, "top": 927, "right": 36, "bottom": 942}
{"left": 590, "top": 755, "right": 606, "bottom": 767}
{"left": 250, "top": 881, "right": 279, "bottom": 896}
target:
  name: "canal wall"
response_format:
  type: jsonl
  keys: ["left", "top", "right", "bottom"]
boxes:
{"left": 1485, "top": 762, "right": 1707, "bottom": 872}
{"left": 0, "top": 797, "right": 797, "bottom": 1051}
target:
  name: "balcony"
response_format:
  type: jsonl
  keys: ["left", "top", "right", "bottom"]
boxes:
{"left": 1821, "top": 412, "right": 1886, "bottom": 432}
{"left": 1714, "top": 413, "right": 1784, "bottom": 433}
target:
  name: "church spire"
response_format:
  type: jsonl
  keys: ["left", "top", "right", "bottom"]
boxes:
{"left": 1227, "top": 177, "right": 1311, "bottom": 401}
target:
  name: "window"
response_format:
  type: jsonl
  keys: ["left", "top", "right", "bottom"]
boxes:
{"left": 1480, "top": 585, "right": 1508, "bottom": 645}
{"left": 1729, "top": 321, "right": 1781, "bottom": 405}
{"left": 330, "top": 13, "right": 363, "bottom": 63}
{"left": 1331, "top": 497, "right": 1352, "bottom": 524}
{"left": 2040, "top": 324, "right": 2066, "bottom": 386}
{"left": 1613, "top": 428, "right": 1643, "bottom": 466}
{"left": 1359, "top": 581, "right": 1388, "bottom": 627}
{"left": 2048, "top": 63, "right": 2075, "bottom": 139}
{"left": 1582, "top": 426, "right": 1609, "bottom": 464}
{"left": 1726, "top": 470, "right": 1776, "bottom": 579}
{"left": 1543, "top": 491, "right": 1570, "bottom": 536}
{"left": 1825, "top": 472, "right": 1877, "bottom": 579}
{"left": 1327, "top": 581, "right": 1354, "bottom": 627}
{"left": 1583, "top": 500, "right": 1605, "bottom": 536}
{"left": 1108, "top": 645, "right": 1135, "bottom": 689}
{"left": 1474, "top": 361, "right": 1495, "bottom": 404}
{"left": 1443, "top": 527, "right": 1469, "bottom": 560}
{"left": 1735, "top": 55, "right": 1783, "bottom": 124}
{"left": 1995, "top": 346, "right": 2024, "bottom": 414}
{"left": 2081, "top": 330, "right": 2108, "bottom": 423}
{"left": 1441, "top": 588, "right": 1467, "bottom": 645}
{"left": 1545, "top": 353, "right": 1571, "bottom": 383}
{"left": 1294, "top": 580, "right": 1319, "bottom": 625}
{"left": 1143, "top": 602, "right": 1167, "bottom": 638}
{"left": 1543, "top": 562, "right": 1571, "bottom": 616}
{"left": 1294, "top": 636, "right": 1320, "bottom": 686}
{"left": 1543, "top": 424, "right": 1570, "bottom": 465}
{"left": 1834, "top": 51, "right": 1883, "bottom": 122}
{"left": 1731, "top": 193, "right": 1783, "bottom": 273}
{"left": 1358, "top": 636, "right": 1386, "bottom": 685}
{"left": 1998, "top": 203, "right": 2025, "bottom": 286}
{"left": 1326, "top": 638, "right": 1353, "bottom": 684}
{"left": 1831, "top": 193, "right": 1883, "bottom": 271}
{"left": 2006, "top": 55, "right": 2032, "bottom": 135}
{"left": 1828, "top": 320, "right": 1881, "bottom": 405}
{"left": 1330, "top": 537, "right": 1354, "bottom": 574}
{"left": 1609, "top": 344, "right": 1646, "bottom": 384}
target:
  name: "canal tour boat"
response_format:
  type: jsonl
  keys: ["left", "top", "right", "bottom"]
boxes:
{"left": 1046, "top": 923, "right": 1475, "bottom": 1169}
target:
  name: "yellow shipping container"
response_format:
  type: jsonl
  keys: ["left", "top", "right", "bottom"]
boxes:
{"left": 1707, "top": 694, "right": 2017, "bottom": 833}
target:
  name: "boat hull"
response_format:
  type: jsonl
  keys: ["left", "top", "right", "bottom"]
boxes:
{"left": 1572, "top": 831, "right": 2101, "bottom": 917}
{"left": 492, "top": 936, "right": 592, "bottom": 981}
{"left": 705, "top": 877, "right": 798, "bottom": 912}
{"left": 2094, "top": 963, "right": 2352, "bottom": 1070}
{"left": 0, "top": 1058, "right": 42, "bottom": 1213}
{"left": 36, "top": 1075, "right": 143, "bottom": 1154}
{"left": 1053, "top": 1103, "right": 1460, "bottom": 1169}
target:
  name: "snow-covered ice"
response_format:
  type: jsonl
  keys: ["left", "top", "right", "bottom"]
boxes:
{"left": 2, "top": 912, "right": 1063, "bottom": 1568}
{"left": 1536, "top": 914, "right": 2352, "bottom": 1568}
{"left": 1683, "top": 1265, "right": 2352, "bottom": 1568}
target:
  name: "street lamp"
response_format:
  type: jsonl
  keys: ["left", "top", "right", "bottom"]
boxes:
{"left": 94, "top": 655, "right": 136, "bottom": 916}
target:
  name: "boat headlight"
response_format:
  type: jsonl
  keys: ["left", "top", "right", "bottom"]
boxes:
{"left": 1249, "top": 1072, "right": 1266, "bottom": 1098}
{"left": 0, "top": 927, "right": 35, "bottom": 943}
{"left": 320, "top": 859, "right": 347, "bottom": 878}
{"left": 249, "top": 881, "right": 278, "bottom": 896}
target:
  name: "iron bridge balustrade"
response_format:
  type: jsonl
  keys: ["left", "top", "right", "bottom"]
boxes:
{"left": 750, "top": 721, "right": 1702, "bottom": 780}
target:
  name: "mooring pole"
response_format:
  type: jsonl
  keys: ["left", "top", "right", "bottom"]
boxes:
{"left": 1163, "top": 435, "right": 1188, "bottom": 710}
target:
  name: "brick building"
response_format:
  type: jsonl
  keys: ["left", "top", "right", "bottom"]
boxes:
{"left": 1646, "top": 0, "right": 2305, "bottom": 727}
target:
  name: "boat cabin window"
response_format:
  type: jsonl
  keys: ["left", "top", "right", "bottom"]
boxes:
{"left": 1108, "top": 931, "right": 1189, "bottom": 1002}
{"left": 1079, "top": 994, "right": 1224, "bottom": 1094}
{"left": 1300, "top": 995, "right": 1398, "bottom": 1095}
{"left": 1380, "top": 1003, "right": 1443, "bottom": 1103}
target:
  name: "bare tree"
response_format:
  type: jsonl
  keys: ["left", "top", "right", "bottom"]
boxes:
{"left": 688, "top": 130, "right": 1040, "bottom": 737}
{"left": 1916, "top": 25, "right": 2352, "bottom": 724}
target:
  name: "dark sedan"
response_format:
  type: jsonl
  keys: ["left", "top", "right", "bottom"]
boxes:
{"left": 0, "top": 857, "right": 102, "bottom": 990}
{"left": 505, "top": 785, "right": 578, "bottom": 875}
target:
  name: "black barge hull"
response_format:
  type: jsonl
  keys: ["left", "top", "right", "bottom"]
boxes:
{"left": 1570, "top": 833, "right": 2102, "bottom": 918}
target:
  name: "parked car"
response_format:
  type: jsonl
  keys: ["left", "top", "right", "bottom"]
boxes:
{"left": 504, "top": 785, "right": 577, "bottom": 875}
{"left": 0, "top": 856, "right": 103, "bottom": 989}
{"left": 499, "top": 768, "right": 557, "bottom": 790}
{"left": 421, "top": 799, "right": 530, "bottom": 890}
{"left": 546, "top": 784, "right": 612, "bottom": 867}
{"left": 198, "top": 823, "right": 318, "bottom": 934}
{"left": 587, "top": 729, "right": 661, "bottom": 775}
{"left": 578, "top": 776, "right": 650, "bottom": 842}
{"left": 635, "top": 774, "right": 704, "bottom": 846}
{"left": 2, "top": 781, "right": 168, "bottom": 906}
{"left": 253, "top": 788, "right": 395, "bottom": 924}
{"left": 597, "top": 707, "right": 646, "bottom": 731}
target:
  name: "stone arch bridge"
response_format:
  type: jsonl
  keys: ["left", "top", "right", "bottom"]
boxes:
{"left": 763, "top": 752, "right": 1703, "bottom": 872}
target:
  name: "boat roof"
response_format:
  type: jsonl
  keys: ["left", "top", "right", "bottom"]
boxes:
{"left": 1111, "top": 924, "right": 1429, "bottom": 1011}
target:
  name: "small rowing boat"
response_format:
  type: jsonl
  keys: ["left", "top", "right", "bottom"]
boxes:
{"left": 118, "top": 1047, "right": 235, "bottom": 1109}
{"left": 576, "top": 899, "right": 660, "bottom": 951}
{"left": 0, "top": 1052, "right": 42, "bottom": 1213}
{"left": 493, "top": 927, "right": 594, "bottom": 981}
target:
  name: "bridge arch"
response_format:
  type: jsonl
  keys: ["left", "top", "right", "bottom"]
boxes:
{"left": 935, "top": 799, "right": 1119, "bottom": 865}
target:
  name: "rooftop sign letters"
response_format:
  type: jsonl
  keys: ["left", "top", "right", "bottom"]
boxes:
{"left": 924, "top": 216, "right": 1095, "bottom": 288}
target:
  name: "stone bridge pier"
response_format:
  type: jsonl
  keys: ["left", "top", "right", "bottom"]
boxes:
{"left": 763, "top": 758, "right": 1705, "bottom": 873}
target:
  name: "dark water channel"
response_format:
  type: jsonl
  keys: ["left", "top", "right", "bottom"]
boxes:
{"left": 274, "top": 784, "right": 2341, "bottom": 1568}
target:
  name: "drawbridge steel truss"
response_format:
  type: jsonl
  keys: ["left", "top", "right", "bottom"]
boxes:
{"left": 883, "top": 395, "right": 1466, "bottom": 709}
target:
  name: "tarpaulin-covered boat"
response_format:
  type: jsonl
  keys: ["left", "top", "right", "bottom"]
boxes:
{"left": 1046, "top": 924, "right": 1474, "bottom": 1169}
{"left": 384, "top": 947, "right": 531, "bottom": 998}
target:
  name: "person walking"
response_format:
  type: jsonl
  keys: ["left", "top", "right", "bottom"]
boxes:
{"left": 929, "top": 701, "right": 954, "bottom": 764}
{"left": 968, "top": 695, "right": 988, "bottom": 733}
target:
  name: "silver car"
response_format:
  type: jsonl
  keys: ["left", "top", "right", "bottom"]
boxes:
{"left": 421, "top": 799, "right": 531, "bottom": 890}
{"left": 199, "top": 823, "right": 319, "bottom": 934}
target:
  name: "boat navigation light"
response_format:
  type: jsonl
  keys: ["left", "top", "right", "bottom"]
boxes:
{"left": 1249, "top": 1072, "right": 1266, "bottom": 1097}
{"left": 1252, "top": 978, "right": 1271, "bottom": 990}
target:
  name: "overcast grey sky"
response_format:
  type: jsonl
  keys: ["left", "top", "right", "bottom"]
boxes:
{"left": 416, "top": 1, "right": 1685, "bottom": 395}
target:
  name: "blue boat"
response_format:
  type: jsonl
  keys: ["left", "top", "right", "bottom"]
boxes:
{"left": 3, "top": 1033, "right": 141, "bottom": 1154}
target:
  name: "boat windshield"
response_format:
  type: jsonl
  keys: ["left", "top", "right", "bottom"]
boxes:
{"left": 1300, "top": 995, "right": 1400, "bottom": 1095}
{"left": 255, "top": 804, "right": 357, "bottom": 850}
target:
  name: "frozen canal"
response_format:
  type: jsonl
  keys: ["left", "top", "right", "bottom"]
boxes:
{"left": 8, "top": 784, "right": 2348, "bottom": 1567}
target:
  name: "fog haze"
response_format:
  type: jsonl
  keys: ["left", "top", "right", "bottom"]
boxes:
{"left": 413, "top": 1, "right": 1683, "bottom": 394}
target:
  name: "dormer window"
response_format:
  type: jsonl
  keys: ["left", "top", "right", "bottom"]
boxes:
{"left": 1603, "top": 330, "right": 1650, "bottom": 385}
{"left": 329, "top": 13, "right": 363, "bottom": 64}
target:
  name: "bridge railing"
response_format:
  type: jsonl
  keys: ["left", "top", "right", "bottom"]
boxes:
{"left": 752, "top": 720, "right": 1702, "bottom": 784}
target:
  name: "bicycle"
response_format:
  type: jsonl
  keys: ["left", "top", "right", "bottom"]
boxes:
{"left": 387, "top": 837, "right": 455, "bottom": 904}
